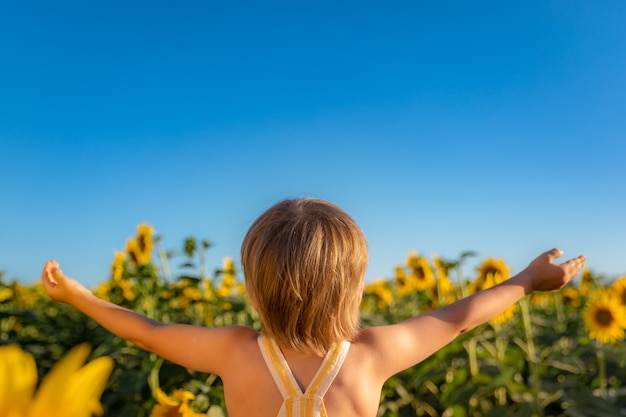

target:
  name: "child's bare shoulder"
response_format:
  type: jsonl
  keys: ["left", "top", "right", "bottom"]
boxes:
{"left": 349, "top": 328, "right": 387, "bottom": 364}
{"left": 350, "top": 325, "right": 418, "bottom": 380}
{"left": 181, "top": 325, "right": 260, "bottom": 375}
{"left": 211, "top": 325, "right": 260, "bottom": 347}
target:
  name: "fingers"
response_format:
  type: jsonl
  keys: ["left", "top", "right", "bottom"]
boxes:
{"left": 546, "top": 248, "right": 563, "bottom": 261}
{"left": 43, "top": 260, "right": 61, "bottom": 286}
{"left": 546, "top": 249, "right": 586, "bottom": 273}
{"left": 564, "top": 255, "right": 586, "bottom": 274}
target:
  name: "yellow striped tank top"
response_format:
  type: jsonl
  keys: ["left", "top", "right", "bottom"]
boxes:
{"left": 257, "top": 335, "right": 350, "bottom": 417}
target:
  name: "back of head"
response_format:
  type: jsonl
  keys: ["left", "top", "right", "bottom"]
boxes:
{"left": 241, "top": 198, "right": 368, "bottom": 356}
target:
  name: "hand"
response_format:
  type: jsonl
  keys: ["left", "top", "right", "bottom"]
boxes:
{"left": 523, "top": 248, "right": 586, "bottom": 292}
{"left": 41, "top": 260, "right": 87, "bottom": 304}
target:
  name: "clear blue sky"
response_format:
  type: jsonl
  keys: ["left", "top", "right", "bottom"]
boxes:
{"left": 1, "top": 1, "right": 625, "bottom": 288}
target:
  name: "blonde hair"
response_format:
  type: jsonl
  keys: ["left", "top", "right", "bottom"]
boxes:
{"left": 241, "top": 198, "right": 368, "bottom": 355}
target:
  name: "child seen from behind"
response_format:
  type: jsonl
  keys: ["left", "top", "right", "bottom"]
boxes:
{"left": 42, "top": 198, "right": 586, "bottom": 417}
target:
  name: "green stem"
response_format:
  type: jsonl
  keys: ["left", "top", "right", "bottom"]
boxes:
{"left": 495, "top": 328, "right": 506, "bottom": 365}
{"left": 495, "top": 386, "right": 507, "bottom": 406}
{"left": 520, "top": 297, "right": 543, "bottom": 416}
{"left": 455, "top": 265, "right": 469, "bottom": 298}
{"left": 552, "top": 291, "right": 566, "bottom": 332}
{"left": 155, "top": 238, "right": 171, "bottom": 281}
{"left": 199, "top": 243, "right": 209, "bottom": 280}
{"left": 466, "top": 336, "right": 479, "bottom": 377}
{"left": 148, "top": 356, "right": 165, "bottom": 397}
{"left": 436, "top": 275, "right": 444, "bottom": 307}
{"left": 493, "top": 323, "right": 507, "bottom": 406}
{"left": 597, "top": 345, "right": 607, "bottom": 399}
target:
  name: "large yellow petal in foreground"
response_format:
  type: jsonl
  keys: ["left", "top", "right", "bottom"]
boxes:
{"left": 11, "top": 343, "right": 115, "bottom": 417}
{"left": 63, "top": 356, "right": 115, "bottom": 417}
{"left": 30, "top": 343, "right": 114, "bottom": 417}
{"left": 0, "top": 344, "right": 38, "bottom": 417}
{"left": 29, "top": 343, "right": 92, "bottom": 416}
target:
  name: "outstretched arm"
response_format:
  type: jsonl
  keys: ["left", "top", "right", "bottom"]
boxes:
{"left": 41, "top": 260, "right": 253, "bottom": 374}
{"left": 364, "top": 248, "right": 586, "bottom": 378}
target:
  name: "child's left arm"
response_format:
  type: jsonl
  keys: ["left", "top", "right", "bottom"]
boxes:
{"left": 364, "top": 248, "right": 586, "bottom": 378}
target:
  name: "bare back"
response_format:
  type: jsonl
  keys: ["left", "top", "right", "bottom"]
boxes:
{"left": 218, "top": 328, "right": 385, "bottom": 417}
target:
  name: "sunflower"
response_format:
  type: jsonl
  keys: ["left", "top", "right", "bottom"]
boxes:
{"left": 479, "top": 271, "right": 518, "bottom": 326}
{"left": 578, "top": 269, "right": 594, "bottom": 296}
{"left": 362, "top": 280, "right": 393, "bottom": 311}
{"left": 182, "top": 286, "right": 203, "bottom": 302}
{"left": 432, "top": 256, "right": 456, "bottom": 298}
{"left": 406, "top": 252, "right": 436, "bottom": 291}
{"left": 470, "top": 257, "right": 510, "bottom": 293}
{"left": 126, "top": 238, "right": 141, "bottom": 266}
{"left": 126, "top": 223, "right": 155, "bottom": 266}
{"left": 0, "top": 286, "right": 13, "bottom": 302}
{"left": 217, "top": 257, "right": 237, "bottom": 297}
{"left": 394, "top": 266, "right": 413, "bottom": 297}
{"left": 531, "top": 292, "right": 553, "bottom": 307}
{"left": 0, "top": 343, "right": 113, "bottom": 417}
{"left": 490, "top": 304, "right": 518, "bottom": 326}
{"left": 136, "top": 223, "right": 154, "bottom": 260}
{"left": 12, "top": 283, "right": 42, "bottom": 309}
{"left": 611, "top": 277, "right": 626, "bottom": 307}
{"left": 118, "top": 278, "right": 137, "bottom": 302}
{"left": 110, "top": 251, "right": 126, "bottom": 283}
{"left": 583, "top": 289, "right": 626, "bottom": 344}
{"left": 150, "top": 388, "right": 205, "bottom": 417}
{"left": 93, "top": 281, "right": 112, "bottom": 301}
{"left": 561, "top": 286, "right": 582, "bottom": 307}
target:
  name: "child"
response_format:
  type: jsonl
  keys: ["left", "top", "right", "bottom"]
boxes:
{"left": 42, "top": 198, "right": 586, "bottom": 417}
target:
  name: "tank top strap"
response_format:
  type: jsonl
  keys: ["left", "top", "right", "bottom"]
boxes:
{"left": 258, "top": 335, "right": 303, "bottom": 400}
{"left": 304, "top": 340, "right": 350, "bottom": 398}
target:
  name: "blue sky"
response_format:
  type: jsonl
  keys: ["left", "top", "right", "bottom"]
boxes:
{"left": 1, "top": 1, "right": 625, "bottom": 288}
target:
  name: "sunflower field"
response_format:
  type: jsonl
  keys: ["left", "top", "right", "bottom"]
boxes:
{"left": 1, "top": 224, "right": 626, "bottom": 417}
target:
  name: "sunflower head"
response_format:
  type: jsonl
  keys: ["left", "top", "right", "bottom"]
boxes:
{"left": 429, "top": 256, "right": 457, "bottom": 305}
{"left": 611, "top": 277, "right": 626, "bottom": 307}
{"left": 405, "top": 253, "right": 435, "bottom": 292}
{"left": 394, "top": 265, "right": 413, "bottom": 297}
{"left": 0, "top": 286, "right": 13, "bottom": 303}
{"left": 578, "top": 269, "right": 595, "bottom": 296}
{"left": 583, "top": 289, "right": 626, "bottom": 344}
{"left": 406, "top": 251, "right": 421, "bottom": 269}
{"left": 433, "top": 256, "right": 456, "bottom": 294}
{"left": 490, "top": 303, "right": 518, "bottom": 326}
{"left": 150, "top": 388, "right": 203, "bottom": 417}
{"left": 362, "top": 280, "right": 393, "bottom": 311}
{"left": 111, "top": 251, "right": 127, "bottom": 283}
{"left": 561, "top": 286, "right": 582, "bottom": 307}
{"left": 472, "top": 257, "right": 510, "bottom": 293}
{"left": 126, "top": 223, "right": 155, "bottom": 266}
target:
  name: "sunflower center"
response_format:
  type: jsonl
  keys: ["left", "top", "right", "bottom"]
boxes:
{"left": 485, "top": 268, "right": 499, "bottom": 276}
{"left": 415, "top": 267, "right": 426, "bottom": 281}
{"left": 594, "top": 308, "right": 614, "bottom": 326}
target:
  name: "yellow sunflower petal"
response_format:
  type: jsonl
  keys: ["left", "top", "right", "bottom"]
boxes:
{"left": 0, "top": 344, "right": 38, "bottom": 416}
{"left": 29, "top": 343, "right": 92, "bottom": 416}
{"left": 611, "top": 277, "right": 626, "bottom": 306}
{"left": 155, "top": 387, "right": 182, "bottom": 407}
{"left": 63, "top": 356, "right": 114, "bottom": 417}
{"left": 172, "top": 389, "right": 195, "bottom": 403}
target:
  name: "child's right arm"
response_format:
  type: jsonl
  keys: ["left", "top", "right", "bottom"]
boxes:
{"left": 41, "top": 260, "right": 253, "bottom": 375}
{"left": 362, "top": 248, "right": 586, "bottom": 379}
